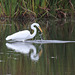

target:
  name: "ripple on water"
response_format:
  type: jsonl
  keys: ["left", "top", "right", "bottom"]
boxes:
{"left": 25, "top": 40, "right": 75, "bottom": 44}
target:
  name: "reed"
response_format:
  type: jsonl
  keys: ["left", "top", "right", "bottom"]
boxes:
{"left": 0, "top": 0, "right": 75, "bottom": 18}
{"left": 0, "top": 0, "right": 17, "bottom": 17}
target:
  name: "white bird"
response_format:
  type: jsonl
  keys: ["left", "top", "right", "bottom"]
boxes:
{"left": 6, "top": 23, "right": 42, "bottom": 41}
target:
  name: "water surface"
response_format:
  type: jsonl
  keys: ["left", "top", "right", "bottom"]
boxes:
{"left": 0, "top": 18, "right": 75, "bottom": 75}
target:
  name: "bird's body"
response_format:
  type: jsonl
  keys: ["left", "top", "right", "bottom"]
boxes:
{"left": 6, "top": 23, "right": 42, "bottom": 41}
{"left": 6, "top": 30, "right": 30, "bottom": 41}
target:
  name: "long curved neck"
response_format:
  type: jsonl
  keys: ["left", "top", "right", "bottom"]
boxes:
{"left": 30, "top": 26, "right": 37, "bottom": 39}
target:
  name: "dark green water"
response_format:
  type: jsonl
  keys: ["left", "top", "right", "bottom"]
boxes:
{"left": 0, "top": 18, "right": 75, "bottom": 75}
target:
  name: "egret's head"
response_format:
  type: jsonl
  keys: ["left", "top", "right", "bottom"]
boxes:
{"left": 31, "top": 23, "right": 43, "bottom": 32}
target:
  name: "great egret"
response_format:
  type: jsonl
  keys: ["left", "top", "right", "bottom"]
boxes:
{"left": 6, "top": 23, "right": 42, "bottom": 41}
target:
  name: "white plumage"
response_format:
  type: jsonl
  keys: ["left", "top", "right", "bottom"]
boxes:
{"left": 6, "top": 23, "right": 42, "bottom": 41}
{"left": 6, "top": 30, "right": 30, "bottom": 41}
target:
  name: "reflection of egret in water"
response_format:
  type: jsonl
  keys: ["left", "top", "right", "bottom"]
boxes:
{"left": 6, "top": 42, "right": 42, "bottom": 61}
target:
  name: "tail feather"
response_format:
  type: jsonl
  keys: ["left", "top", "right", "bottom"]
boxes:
{"left": 6, "top": 36, "right": 11, "bottom": 40}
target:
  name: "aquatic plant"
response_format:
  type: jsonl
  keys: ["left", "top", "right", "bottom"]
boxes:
{"left": 0, "top": 0, "right": 75, "bottom": 18}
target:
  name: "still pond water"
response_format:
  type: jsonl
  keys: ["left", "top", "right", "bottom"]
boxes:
{"left": 0, "top": 18, "right": 75, "bottom": 75}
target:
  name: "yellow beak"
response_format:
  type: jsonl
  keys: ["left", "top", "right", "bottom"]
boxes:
{"left": 38, "top": 26, "right": 43, "bottom": 32}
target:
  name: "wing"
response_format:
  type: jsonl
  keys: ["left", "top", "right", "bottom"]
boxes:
{"left": 10, "top": 30, "right": 31, "bottom": 40}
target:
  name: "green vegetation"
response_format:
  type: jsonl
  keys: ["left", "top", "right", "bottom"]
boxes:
{"left": 0, "top": 0, "right": 75, "bottom": 18}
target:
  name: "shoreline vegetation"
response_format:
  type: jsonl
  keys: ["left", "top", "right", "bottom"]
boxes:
{"left": 0, "top": 0, "right": 75, "bottom": 20}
